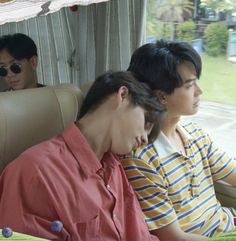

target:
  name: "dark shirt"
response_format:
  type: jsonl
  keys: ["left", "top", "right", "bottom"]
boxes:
{"left": 3, "top": 83, "right": 45, "bottom": 91}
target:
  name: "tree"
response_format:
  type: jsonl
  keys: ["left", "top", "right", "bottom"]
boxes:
{"left": 204, "top": 22, "right": 228, "bottom": 56}
{"left": 148, "top": 0, "right": 194, "bottom": 40}
{"left": 176, "top": 20, "right": 196, "bottom": 42}
{"left": 155, "top": 0, "right": 194, "bottom": 22}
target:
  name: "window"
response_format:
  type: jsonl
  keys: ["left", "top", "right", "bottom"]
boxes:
{"left": 146, "top": 0, "right": 236, "bottom": 156}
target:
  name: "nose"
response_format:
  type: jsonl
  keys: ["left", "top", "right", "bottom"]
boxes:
{"left": 194, "top": 82, "right": 202, "bottom": 96}
{"left": 141, "top": 132, "right": 148, "bottom": 146}
{"left": 6, "top": 68, "right": 16, "bottom": 77}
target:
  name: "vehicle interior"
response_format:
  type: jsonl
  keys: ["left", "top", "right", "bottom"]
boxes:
{"left": 0, "top": 0, "right": 235, "bottom": 233}
{"left": 0, "top": 84, "right": 83, "bottom": 172}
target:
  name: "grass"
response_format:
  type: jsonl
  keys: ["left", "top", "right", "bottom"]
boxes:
{"left": 200, "top": 54, "right": 236, "bottom": 105}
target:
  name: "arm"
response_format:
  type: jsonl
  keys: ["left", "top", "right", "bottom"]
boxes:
{"left": 221, "top": 168, "right": 236, "bottom": 186}
{"left": 122, "top": 154, "right": 177, "bottom": 232}
{"left": 204, "top": 131, "right": 236, "bottom": 186}
{"left": 0, "top": 160, "right": 70, "bottom": 241}
{"left": 151, "top": 221, "right": 207, "bottom": 241}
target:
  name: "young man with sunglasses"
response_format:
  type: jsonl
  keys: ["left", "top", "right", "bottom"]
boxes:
{"left": 0, "top": 33, "right": 45, "bottom": 91}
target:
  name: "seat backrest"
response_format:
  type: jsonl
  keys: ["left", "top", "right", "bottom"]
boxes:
{"left": 0, "top": 84, "right": 83, "bottom": 172}
{"left": 80, "top": 80, "right": 94, "bottom": 97}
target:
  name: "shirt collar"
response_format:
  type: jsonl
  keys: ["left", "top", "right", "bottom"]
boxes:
{"left": 153, "top": 123, "right": 193, "bottom": 159}
{"left": 62, "top": 123, "right": 101, "bottom": 178}
{"left": 5, "top": 83, "right": 45, "bottom": 91}
{"left": 62, "top": 123, "right": 119, "bottom": 178}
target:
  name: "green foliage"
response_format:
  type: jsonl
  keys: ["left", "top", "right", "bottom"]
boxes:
{"left": 146, "top": 0, "right": 159, "bottom": 36}
{"left": 201, "top": 54, "right": 236, "bottom": 104}
{"left": 203, "top": 22, "right": 228, "bottom": 56}
{"left": 176, "top": 20, "right": 196, "bottom": 43}
{"left": 154, "top": 0, "right": 194, "bottom": 22}
{"left": 161, "top": 24, "right": 173, "bottom": 40}
{"left": 146, "top": 18, "right": 159, "bottom": 36}
{"left": 146, "top": 0, "right": 193, "bottom": 40}
{"left": 146, "top": 20, "right": 173, "bottom": 41}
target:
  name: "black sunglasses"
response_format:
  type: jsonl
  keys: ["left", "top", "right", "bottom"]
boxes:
{"left": 0, "top": 63, "right": 22, "bottom": 77}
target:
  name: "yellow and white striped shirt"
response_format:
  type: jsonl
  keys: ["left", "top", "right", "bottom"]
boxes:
{"left": 122, "top": 121, "right": 236, "bottom": 237}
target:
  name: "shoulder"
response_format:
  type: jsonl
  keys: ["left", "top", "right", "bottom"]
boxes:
{"left": 180, "top": 119, "right": 209, "bottom": 137}
{"left": 5, "top": 135, "right": 65, "bottom": 177}
{"left": 180, "top": 119, "right": 201, "bottom": 131}
{"left": 179, "top": 120, "right": 213, "bottom": 150}
{"left": 121, "top": 143, "right": 160, "bottom": 167}
{"left": 134, "top": 143, "right": 159, "bottom": 160}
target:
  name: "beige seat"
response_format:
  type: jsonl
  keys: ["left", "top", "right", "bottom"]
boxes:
{"left": 1, "top": 81, "right": 235, "bottom": 210}
{"left": 80, "top": 80, "right": 93, "bottom": 97}
{"left": 215, "top": 181, "right": 236, "bottom": 208}
{"left": 0, "top": 84, "right": 83, "bottom": 172}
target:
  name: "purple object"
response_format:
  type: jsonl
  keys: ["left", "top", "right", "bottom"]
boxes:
{"left": 2, "top": 227, "right": 13, "bottom": 238}
{"left": 234, "top": 217, "right": 236, "bottom": 227}
{"left": 51, "top": 220, "right": 63, "bottom": 232}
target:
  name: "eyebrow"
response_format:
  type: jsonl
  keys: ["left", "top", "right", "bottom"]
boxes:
{"left": 183, "top": 78, "right": 197, "bottom": 84}
{"left": 0, "top": 59, "right": 15, "bottom": 65}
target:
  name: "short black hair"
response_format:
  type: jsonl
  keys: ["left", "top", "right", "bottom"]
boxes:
{"left": 79, "top": 71, "right": 164, "bottom": 142}
{"left": 0, "top": 33, "right": 37, "bottom": 60}
{"left": 128, "top": 39, "right": 202, "bottom": 94}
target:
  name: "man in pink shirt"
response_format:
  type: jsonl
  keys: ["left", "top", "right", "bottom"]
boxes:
{"left": 0, "top": 71, "right": 162, "bottom": 241}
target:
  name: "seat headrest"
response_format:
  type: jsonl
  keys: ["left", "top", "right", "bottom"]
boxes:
{"left": 0, "top": 84, "right": 83, "bottom": 172}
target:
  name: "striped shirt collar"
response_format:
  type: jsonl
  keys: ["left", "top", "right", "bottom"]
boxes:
{"left": 153, "top": 123, "right": 193, "bottom": 158}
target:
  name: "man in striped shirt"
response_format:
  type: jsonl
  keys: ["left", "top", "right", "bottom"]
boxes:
{"left": 122, "top": 40, "right": 236, "bottom": 241}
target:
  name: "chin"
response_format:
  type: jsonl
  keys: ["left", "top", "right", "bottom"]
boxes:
{"left": 117, "top": 151, "right": 130, "bottom": 156}
{"left": 11, "top": 85, "right": 22, "bottom": 90}
{"left": 182, "top": 108, "right": 199, "bottom": 116}
{"left": 115, "top": 147, "right": 132, "bottom": 156}
{"left": 192, "top": 108, "right": 199, "bottom": 115}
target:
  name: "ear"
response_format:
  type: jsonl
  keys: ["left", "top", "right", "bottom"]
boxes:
{"left": 154, "top": 90, "right": 167, "bottom": 105}
{"left": 29, "top": 56, "right": 38, "bottom": 70}
{"left": 117, "top": 86, "right": 129, "bottom": 103}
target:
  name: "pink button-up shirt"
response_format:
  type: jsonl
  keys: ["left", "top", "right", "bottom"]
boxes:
{"left": 0, "top": 123, "right": 159, "bottom": 241}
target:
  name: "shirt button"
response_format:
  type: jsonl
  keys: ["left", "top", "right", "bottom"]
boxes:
{"left": 113, "top": 213, "right": 116, "bottom": 219}
{"left": 106, "top": 184, "right": 110, "bottom": 189}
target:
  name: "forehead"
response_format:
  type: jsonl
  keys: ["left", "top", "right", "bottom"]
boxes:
{"left": 177, "top": 61, "right": 197, "bottom": 82}
{"left": 0, "top": 49, "right": 15, "bottom": 65}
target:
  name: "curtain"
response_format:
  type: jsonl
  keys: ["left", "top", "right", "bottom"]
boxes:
{"left": 0, "top": 0, "right": 147, "bottom": 90}
{"left": 0, "top": 0, "right": 109, "bottom": 25}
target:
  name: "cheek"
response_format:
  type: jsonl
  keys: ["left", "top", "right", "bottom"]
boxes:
{"left": 166, "top": 97, "right": 181, "bottom": 109}
{"left": 22, "top": 68, "right": 32, "bottom": 77}
{"left": 111, "top": 139, "right": 132, "bottom": 155}
{"left": 177, "top": 92, "right": 193, "bottom": 104}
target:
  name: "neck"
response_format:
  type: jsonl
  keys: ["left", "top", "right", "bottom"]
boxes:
{"left": 26, "top": 74, "right": 38, "bottom": 89}
{"left": 31, "top": 74, "right": 38, "bottom": 88}
{"left": 159, "top": 114, "right": 186, "bottom": 154}
{"left": 76, "top": 110, "right": 111, "bottom": 161}
{"left": 159, "top": 113, "right": 181, "bottom": 138}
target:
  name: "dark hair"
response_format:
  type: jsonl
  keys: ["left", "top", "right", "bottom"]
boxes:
{"left": 128, "top": 39, "right": 202, "bottom": 94}
{"left": 0, "top": 33, "right": 37, "bottom": 60}
{"left": 79, "top": 71, "right": 164, "bottom": 142}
